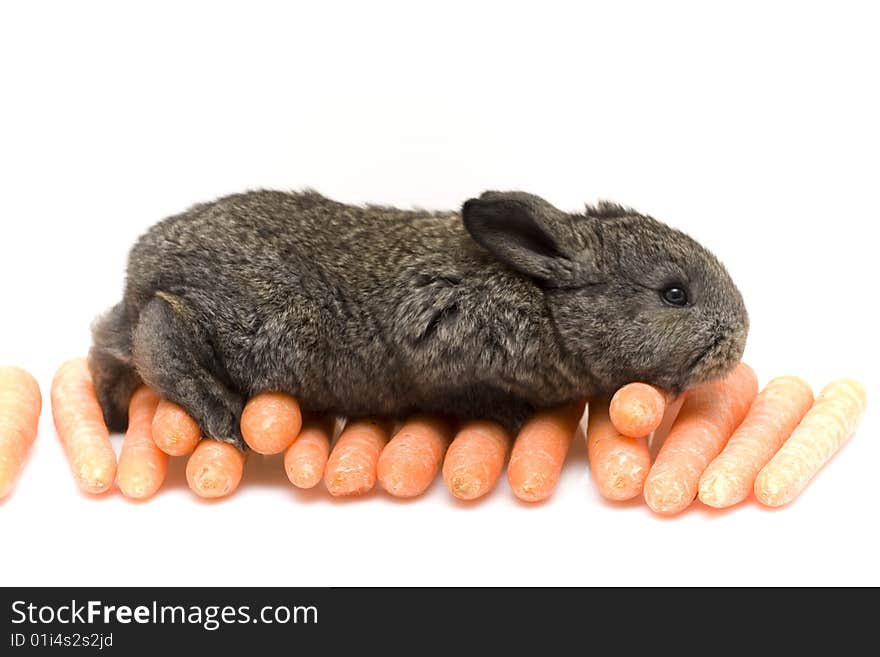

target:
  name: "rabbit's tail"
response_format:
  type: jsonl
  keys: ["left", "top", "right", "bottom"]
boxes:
{"left": 87, "top": 301, "right": 142, "bottom": 432}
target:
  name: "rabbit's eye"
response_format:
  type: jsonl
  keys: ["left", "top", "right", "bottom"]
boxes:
{"left": 661, "top": 286, "right": 688, "bottom": 307}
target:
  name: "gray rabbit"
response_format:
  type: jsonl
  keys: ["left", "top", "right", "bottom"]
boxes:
{"left": 89, "top": 190, "right": 748, "bottom": 449}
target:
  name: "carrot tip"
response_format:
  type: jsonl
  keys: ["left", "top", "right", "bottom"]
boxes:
{"left": 594, "top": 451, "right": 647, "bottom": 500}
{"left": 698, "top": 472, "right": 739, "bottom": 508}
{"left": 326, "top": 475, "right": 372, "bottom": 497}
{"left": 755, "top": 473, "right": 790, "bottom": 507}
{"left": 157, "top": 435, "right": 190, "bottom": 456}
{"left": 326, "top": 464, "right": 375, "bottom": 495}
{"left": 378, "top": 457, "right": 437, "bottom": 498}
{"left": 382, "top": 484, "right": 416, "bottom": 498}
{"left": 76, "top": 478, "right": 113, "bottom": 493}
{"left": 76, "top": 464, "right": 116, "bottom": 494}
{"left": 448, "top": 473, "right": 483, "bottom": 500}
{"left": 644, "top": 476, "right": 692, "bottom": 515}
{"left": 119, "top": 474, "right": 155, "bottom": 500}
{"left": 189, "top": 467, "right": 238, "bottom": 498}
{"left": 1, "top": 473, "right": 21, "bottom": 500}
{"left": 512, "top": 479, "right": 550, "bottom": 503}
{"left": 288, "top": 463, "right": 320, "bottom": 489}
{"left": 379, "top": 474, "right": 419, "bottom": 498}
{"left": 601, "top": 477, "right": 641, "bottom": 501}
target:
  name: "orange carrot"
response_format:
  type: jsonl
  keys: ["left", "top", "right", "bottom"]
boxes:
{"left": 698, "top": 376, "right": 813, "bottom": 508}
{"left": 0, "top": 366, "right": 42, "bottom": 500}
{"left": 378, "top": 415, "right": 452, "bottom": 498}
{"left": 609, "top": 383, "right": 668, "bottom": 438}
{"left": 755, "top": 379, "right": 866, "bottom": 507}
{"left": 152, "top": 399, "right": 201, "bottom": 456}
{"left": 324, "top": 418, "right": 391, "bottom": 496}
{"left": 117, "top": 386, "right": 167, "bottom": 500}
{"left": 284, "top": 415, "right": 334, "bottom": 489}
{"left": 442, "top": 420, "right": 510, "bottom": 501}
{"left": 649, "top": 394, "right": 686, "bottom": 459}
{"left": 51, "top": 358, "right": 118, "bottom": 494}
{"left": 507, "top": 402, "right": 584, "bottom": 502}
{"left": 644, "top": 362, "right": 758, "bottom": 515}
{"left": 241, "top": 392, "right": 302, "bottom": 455}
{"left": 185, "top": 439, "right": 247, "bottom": 499}
{"left": 586, "top": 399, "right": 652, "bottom": 501}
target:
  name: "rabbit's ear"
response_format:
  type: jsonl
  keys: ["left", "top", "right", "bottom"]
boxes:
{"left": 462, "top": 191, "right": 598, "bottom": 286}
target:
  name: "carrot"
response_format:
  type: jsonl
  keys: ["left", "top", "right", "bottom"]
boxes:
{"left": 117, "top": 386, "right": 167, "bottom": 500}
{"left": 649, "top": 394, "right": 686, "bottom": 459}
{"left": 586, "top": 399, "right": 652, "bottom": 501}
{"left": 185, "top": 439, "right": 247, "bottom": 499}
{"left": 324, "top": 418, "right": 391, "bottom": 496}
{"left": 0, "top": 366, "right": 42, "bottom": 500}
{"left": 442, "top": 420, "right": 510, "bottom": 501}
{"left": 643, "top": 362, "right": 758, "bottom": 515}
{"left": 698, "top": 376, "right": 813, "bottom": 508}
{"left": 507, "top": 401, "right": 584, "bottom": 502}
{"left": 284, "top": 415, "right": 334, "bottom": 489}
{"left": 241, "top": 392, "right": 302, "bottom": 455}
{"left": 609, "top": 383, "right": 668, "bottom": 438}
{"left": 378, "top": 415, "right": 452, "bottom": 498}
{"left": 51, "top": 358, "right": 118, "bottom": 494}
{"left": 755, "top": 379, "right": 866, "bottom": 507}
{"left": 152, "top": 399, "right": 201, "bottom": 456}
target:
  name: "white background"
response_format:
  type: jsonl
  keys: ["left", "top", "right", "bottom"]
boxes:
{"left": 1, "top": 1, "right": 877, "bottom": 586}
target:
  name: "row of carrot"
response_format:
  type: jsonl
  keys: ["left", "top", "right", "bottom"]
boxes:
{"left": 0, "top": 359, "right": 867, "bottom": 514}
{"left": 593, "top": 365, "right": 866, "bottom": 512}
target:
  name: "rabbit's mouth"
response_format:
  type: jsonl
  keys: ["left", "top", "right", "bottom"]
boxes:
{"left": 687, "top": 328, "right": 745, "bottom": 385}
{"left": 689, "top": 334, "right": 724, "bottom": 372}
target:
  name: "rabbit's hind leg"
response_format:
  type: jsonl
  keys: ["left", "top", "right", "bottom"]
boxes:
{"left": 131, "top": 292, "right": 246, "bottom": 450}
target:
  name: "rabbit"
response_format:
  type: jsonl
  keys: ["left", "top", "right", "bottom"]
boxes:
{"left": 88, "top": 189, "right": 748, "bottom": 449}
